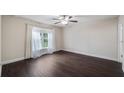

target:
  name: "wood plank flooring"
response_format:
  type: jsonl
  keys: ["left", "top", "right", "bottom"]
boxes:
{"left": 2, "top": 50, "right": 124, "bottom": 77}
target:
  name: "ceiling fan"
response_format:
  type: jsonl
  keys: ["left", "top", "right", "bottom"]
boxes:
{"left": 52, "top": 15, "right": 78, "bottom": 25}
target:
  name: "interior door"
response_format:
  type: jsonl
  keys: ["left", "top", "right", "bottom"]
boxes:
{"left": 118, "top": 24, "right": 124, "bottom": 71}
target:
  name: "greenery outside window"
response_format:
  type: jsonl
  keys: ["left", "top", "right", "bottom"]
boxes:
{"left": 40, "top": 33, "right": 48, "bottom": 48}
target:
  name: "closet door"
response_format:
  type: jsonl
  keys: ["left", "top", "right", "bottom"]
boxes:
{"left": 118, "top": 24, "right": 123, "bottom": 62}
{"left": 118, "top": 24, "right": 124, "bottom": 71}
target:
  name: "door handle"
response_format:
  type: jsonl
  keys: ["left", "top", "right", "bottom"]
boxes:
{"left": 121, "top": 54, "right": 123, "bottom": 58}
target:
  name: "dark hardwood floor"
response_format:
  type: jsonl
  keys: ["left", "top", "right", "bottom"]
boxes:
{"left": 2, "top": 50, "right": 124, "bottom": 77}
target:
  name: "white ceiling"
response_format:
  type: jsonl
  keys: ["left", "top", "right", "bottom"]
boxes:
{"left": 17, "top": 15, "right": 118, "bottom": 27}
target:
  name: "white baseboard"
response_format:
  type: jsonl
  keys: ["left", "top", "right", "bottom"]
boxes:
{"left": 1, "top": 57, "right": 25, "bottom": 65}
{"left": 0, "top": 65, "right": 2, "bottom": 77}
{"left": 122, "top": 63, "right": 124, "bottom": 72}
{"left": 62, "top": 49, "right": 118, "bottom": 62}
{"left": 54, "top": 49, "right": 62, "bottom": 52}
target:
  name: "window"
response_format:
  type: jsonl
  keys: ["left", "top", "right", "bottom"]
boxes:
{"left": 40, "top": 32, "right": 48, "bottom": 48}
{"left": 32, "top": 27, "right": 54, "bottom": 58}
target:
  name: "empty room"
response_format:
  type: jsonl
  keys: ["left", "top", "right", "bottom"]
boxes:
{"left": 0, "top": 15, "right": 124, "bottom": 77}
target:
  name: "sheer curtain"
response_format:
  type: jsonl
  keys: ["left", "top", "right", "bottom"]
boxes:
{"left": 47, "top": 32, "right": 55, "bottom": 53}
{"left": 25, "top": 24, "right": 32, "bottom": 59}
{"left": 32, "top": 30, "right": 42, "bottom": 58}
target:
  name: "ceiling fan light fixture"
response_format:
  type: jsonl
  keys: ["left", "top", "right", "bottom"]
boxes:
{"left": 53, "top": 15, "right": 78, "bottom": 25}
{"left": 61, "top": 20, "right": 68, "bottom": 24}
{"left": 65, "top": 16, "right": 69, "bottom": 21}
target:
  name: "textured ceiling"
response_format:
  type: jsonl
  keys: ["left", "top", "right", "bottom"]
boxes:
{"left": 17, "top": 15, "right": 118, "bottom": 27}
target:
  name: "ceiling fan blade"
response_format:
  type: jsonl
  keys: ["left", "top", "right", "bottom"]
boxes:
{"left": 74, "top": 15, "right": 89, "bottom": 17}
{"left": 52, "top": 18, "right": 59, "bottom": 20}
{"left": 69, "top": 16, "right": 73, "bottom": 19}
{"left": 54, "top": 22, "right": 61, "bottom": 24}
{"left": 62, "top": 15, "right": 66, "bottom": 17}
{"left": 69, "top": 20, "right": 78, "bottom": 22}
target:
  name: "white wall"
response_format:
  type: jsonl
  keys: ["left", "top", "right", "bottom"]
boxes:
{"left": 63, "top": 17, "right": 118, "bottom": 61}
{"left": 1, "top": 15, "right": 63, "bottom": 63}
